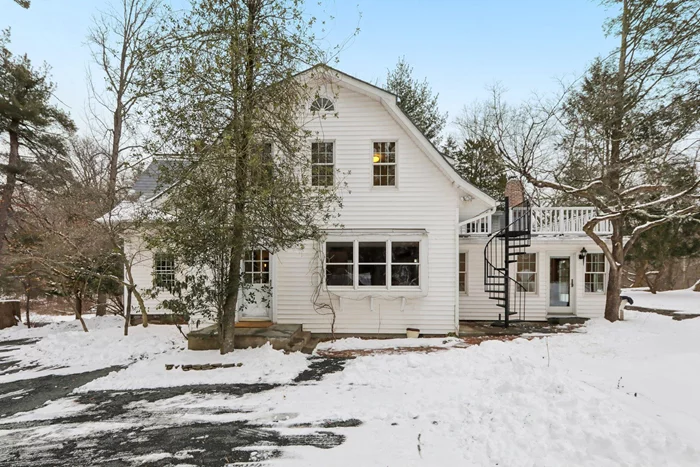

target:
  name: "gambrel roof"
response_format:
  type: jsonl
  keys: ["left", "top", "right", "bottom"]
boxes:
{"left": 299, "top": 64, "right": 497, "bottom": 207}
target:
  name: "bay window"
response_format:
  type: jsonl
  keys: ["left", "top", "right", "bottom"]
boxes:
{"left": 325, "top": 238, "right": 422, "bottom": 290}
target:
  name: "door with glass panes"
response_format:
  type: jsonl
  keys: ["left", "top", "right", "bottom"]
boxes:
{"left": 548, "top": 255, "right": 574, "bottom": 315}
{"left": 239, "top": 249, "right": 272, "bottom": 320}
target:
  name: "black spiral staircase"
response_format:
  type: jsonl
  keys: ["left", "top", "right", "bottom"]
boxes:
{"left": 484, "top": 198, "right": 532, "bottom": 328}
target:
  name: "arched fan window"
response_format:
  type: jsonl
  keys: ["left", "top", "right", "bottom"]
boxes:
{"left": 310, "top": 97, "right": 335, "bottom": 112}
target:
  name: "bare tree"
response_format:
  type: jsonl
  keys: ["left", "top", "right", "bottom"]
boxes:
{"left": 86, "top": 0, "right": 163, "bottom": 206}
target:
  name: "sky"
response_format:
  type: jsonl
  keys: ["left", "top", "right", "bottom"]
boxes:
{"left": 3, "top": 0, "right": 619, "bottom": 135}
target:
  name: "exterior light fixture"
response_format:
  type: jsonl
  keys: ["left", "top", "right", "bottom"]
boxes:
{"left": 578, "top": 247, "right": 588, "bottom": 261}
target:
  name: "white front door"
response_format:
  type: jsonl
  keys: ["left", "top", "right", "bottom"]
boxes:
{"left": 548, "top": 255, "right": 574, "bottom": 315}
{"left": 239, "top": 249, "right": 272, "bottom": 320}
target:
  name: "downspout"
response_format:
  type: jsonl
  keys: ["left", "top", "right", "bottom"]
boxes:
{"left": 455, "top": 206, "right": 460, "bottom": 336}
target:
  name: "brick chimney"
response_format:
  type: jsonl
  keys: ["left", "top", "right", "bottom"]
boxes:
{"left": 504, "top": 178, "right": 525, "bottom": 206}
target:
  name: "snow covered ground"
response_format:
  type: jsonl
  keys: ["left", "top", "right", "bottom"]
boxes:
{"left": 1, "top": 301, "right": 700, "bottom": 465}
{"left": 624, "top": 286, "right": 700, "bottom": 314}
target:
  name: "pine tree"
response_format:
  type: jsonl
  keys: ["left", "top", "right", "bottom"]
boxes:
{"left": 385, "top": 57, "right": 447, "bottom": 145}
{"left": 0, "top": 30, "right": 76, "bottom": 267}
{"left": 446, "top": 136, "right": 507, "bottom": 200}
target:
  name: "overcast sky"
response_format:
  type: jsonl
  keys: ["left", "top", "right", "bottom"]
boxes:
{"left": 4, "top": 0, "right": 618, "bottom": 135}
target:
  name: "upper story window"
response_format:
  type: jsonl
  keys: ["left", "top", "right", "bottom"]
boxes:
{"left": 516, "top": 253, "right": 537, "bottom": 293}
{"left": 310, "top": 97, "right": 334, "bottom": 112}
{"left": 153, "top": 253, "right": 175, "bottom": 290}
{"left": 373, "top": 142, "right": 396, "bottom": 186}
{"left": 311, "top": 141, "right": 334, "bottom": 186}
{"left": 585, "top": 253, "right": 605, "bottom": 293}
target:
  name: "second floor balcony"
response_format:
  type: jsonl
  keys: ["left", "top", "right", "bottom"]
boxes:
{"left": 459, "top": 206, "right": 613, "bottom": 237}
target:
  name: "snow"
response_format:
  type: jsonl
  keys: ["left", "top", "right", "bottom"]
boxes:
{"left": 624, "top": 286, "right": 700, "bottom": 314}
{"left": 0, "top": 316, "right": 309, "bottom": 388}
{"left": 0, "top": 317, "right": 183, "bottom": 383}
{"left": 77, "top": 343, "right": 309, "bottom": 391}
{"left": 315, "top": 336, "right": 462, "bottom": 352}
{"left": 3, "top": 308, "right": 700, "bottom": 465}
{"left": 247, "top": 312, "right": 700, "bottom": 466}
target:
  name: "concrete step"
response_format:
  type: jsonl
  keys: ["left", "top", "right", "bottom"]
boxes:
{"left": 287, "top": 331, "right": 312, "bottom": 353}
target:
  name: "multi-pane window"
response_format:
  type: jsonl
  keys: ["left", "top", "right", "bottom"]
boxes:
{"left": 325, "top": 242, "right": 354, "bottom": 286}
{"left": 358, "top": 242, "right": 386, "bottom": 286}
{"left": 310, "top": 97, "right": 335, "bottom": 112}
{"left": 243, "top": 249, "right": 270, "bottom": 284}
{"left": 516, "top": 253, "right": 537, "bottom": 293}
{"left": 391, "top": 242, "right": 420, "bottom": 286}
{"left": 153, "top": 253, "right": 175, "bottom": 289}
{"left": 325, "top": 240, "right": 420, "bottom": 288}
{"left": 585, "top": 253, "right": 606, "bottom": 293}
{"left": 459, "top": 252, "right": 467, "bottom": 293}
{"left": 311, "top": 141, "right": 334, "bottom": 186}
{"left": 372, "top": 142, "right": 396, "bottom": 186}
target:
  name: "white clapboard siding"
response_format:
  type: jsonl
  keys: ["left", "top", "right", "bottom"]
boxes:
{"left": 273, "top": 85, "right": 475, "bottom": 335}
{"left": 459, "top": 238, "right": 608, "bottom": 321}
{"left": 124, "top": 233, "right": 174, "bottom": 315}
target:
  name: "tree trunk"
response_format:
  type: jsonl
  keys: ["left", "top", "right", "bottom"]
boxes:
{"left": 108, "top": 103, "right": 122, "bottom": 207}
{"left": 124, "top": 287, "right": 132, "bottom": 336}
{"left": 0, "top": 125, "right": 21, "bottom": 265}
{"left": 23, "top": 278, "right": 31, "bottom": 328}
{"left": 75, "top": 291, "right": 89, "bottom": 332}
{"left": 124, "top": 263, "right": 148, "bottom": 327}
{"left": 220, "top": 242, "right": 244, "bottom": 354}
{"left": 96, "top": 290, "right": 107, "bottom": 316}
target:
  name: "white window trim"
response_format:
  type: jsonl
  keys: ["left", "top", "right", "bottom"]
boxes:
{"left": 370, "top": 140, "right": 398, "bottom": 189}
{"left": 516, "top": 252, "right": 538, "bottom": 295}
{"left": 311, "top": 140, "right": 335, "bottom": 187}
{"left": 323, "top": 234, "right": 427, "bottom": 297}
{"left": 310, "top": 96, "right": 335, "bottom": 113}
{"left": 584, "top": 252, "right": 607, "bottom": 294}
{"left": 459, "top": 252, "right": 468, "bottom": 295}
{"left": 153, "top": 252, "right": 175, "bottom": 290}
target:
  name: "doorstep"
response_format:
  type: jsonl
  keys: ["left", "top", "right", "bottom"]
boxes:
{"left": 187, "top": 323, "right": 312, "bottom": 352}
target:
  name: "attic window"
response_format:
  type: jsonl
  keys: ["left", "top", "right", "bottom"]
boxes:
{"left": 310, "top": 97, "right": 334, "bottom": 112}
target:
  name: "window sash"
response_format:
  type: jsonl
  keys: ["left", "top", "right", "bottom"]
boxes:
{"left": 373, "top": 142, "right": 396, "bottom": 186}
{"left": 585, "top": 253, "right": 606, "bottom": 293}
{"left": 243, "top": 249, "right": 270, "bottom": 284}
{"left": 516, "top": 253, "right": 537, "bottom": 293}
{"left": 311, "top": 141, "right": 334, "bottom": 186}
{"left": 459, "top": 252, "right": 467, "bottom": 293}
{"left": 154, "top": 253, "right": 175, "bottom": 289}
{"left": 325, "top": 239, "right": 420, "bottom": 289}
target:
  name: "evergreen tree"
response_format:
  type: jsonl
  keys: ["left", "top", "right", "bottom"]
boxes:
{"left": 446, "top": 136, "right": 507, "bottom": 199}
{"left": 385, "top": 57, "right": 447, "bottom": 144}
{"left": 0, "top": 30, "right": 76, "bottom": 267}
{"left": 147, "top": 0, "right": 343, "bottom": 353}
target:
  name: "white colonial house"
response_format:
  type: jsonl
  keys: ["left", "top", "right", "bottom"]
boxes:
{"left": 119, "top": 66, "right": 611, "bottom": 336}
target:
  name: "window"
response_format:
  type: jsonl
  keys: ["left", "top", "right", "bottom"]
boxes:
{"left": 459, "top": 252, "right": 467, "bottom": 293}
{"left": 243, "top": 249, "right": 270, "bottom": 284}
{"left": 585, "top": 253, "right": 606, "bottom": 293}
{"left": 391, "top": 242, "right": 420, "bottom": 286}
{"left": 326, "top": 242, "right": 353, "bottom": 286}
{"left": 325, "top": 239, "right": 421, "bottom": 289}
{"left": 372, "top": 142, "right": 396, "bottom": 186}
{"left": 358, "top": 242, "right": 387, "bottom": 286}
{"left": 310, "top": 97, "right": 334, "bottom": 112}
{"left": 154, "top": 253, "right": 175, "bottom": 289}
{"left": 311, "top": 141, "right": 334, "bottom": 186}
{"left": 516, "top": 253, "right": 537, "bottom": 293}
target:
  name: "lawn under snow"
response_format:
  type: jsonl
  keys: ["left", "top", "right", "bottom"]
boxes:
{"left": 2, "top": 294, "right": 700, "bottom": 465}
{"left": 624, "top": 286, "right": 700, "bottom": 314}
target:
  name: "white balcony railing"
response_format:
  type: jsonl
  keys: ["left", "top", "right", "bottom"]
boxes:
{"left": 459, "top": 206, "right": 612, "bottom": 236}
{"left": 531, "top": 207, "right": 612, "bottom": 235}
